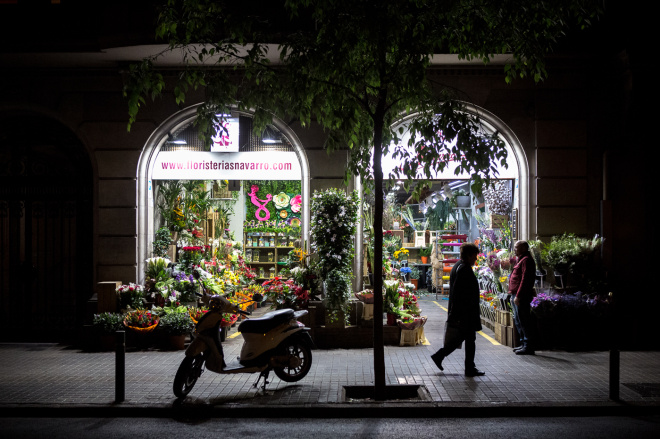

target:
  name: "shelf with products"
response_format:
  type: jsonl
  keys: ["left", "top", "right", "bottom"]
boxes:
{"left": 243, "top": 232, "right": 298, "bottom": 280}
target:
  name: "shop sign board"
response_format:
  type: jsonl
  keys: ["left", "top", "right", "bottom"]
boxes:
{"left": 211, "top": 117, "right": 239, "bottom": 152}
{"left": 152, "top": 151, "right": 301, "bottom": 180}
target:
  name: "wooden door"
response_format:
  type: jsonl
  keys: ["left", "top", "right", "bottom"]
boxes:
{"left": 0, "top": 115, "right": 92, "bottom": 341}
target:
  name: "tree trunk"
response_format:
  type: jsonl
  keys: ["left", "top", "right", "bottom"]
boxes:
{"left": 372, "top": 111, "right": 385, "bottom": 400}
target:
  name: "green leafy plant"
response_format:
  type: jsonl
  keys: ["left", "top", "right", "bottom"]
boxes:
{"left": 153, "top": 227, "right": 171, "bottom": 258}
{"left": 324, "top": 268, "right": 352, "bottom": 324}
{"left": 311, "top": 188, "right": 360, "bottom": 278}
{"left": 92, "top": 312, "right": 125, "bottom": 335}
{"left": 410, "top": 266, "right": 421, "bottom": 280}
{"left": 542, "top": 233, "right": 604, "bottom": 274}
{"left": 159, "top": 310, "right": 193, "bottom": 335}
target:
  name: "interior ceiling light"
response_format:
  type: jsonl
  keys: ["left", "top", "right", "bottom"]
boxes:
{"left": 262, "top": 126, "right": 281, "bottom": 144}
{"left": 166, "top": 133, "right": 187, "bottom": 145}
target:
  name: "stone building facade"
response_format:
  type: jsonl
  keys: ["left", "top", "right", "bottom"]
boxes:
{"left": 0, "top": 2, "right": 651, "bottom": 345}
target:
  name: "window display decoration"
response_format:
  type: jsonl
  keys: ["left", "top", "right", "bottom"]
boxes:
{"left": 290, "top": 194, "right": 302, "bottom": 213}
{"left": 248, "top": 184, "right": 273, "bottom": 221}
{"left": 273, "top": 192, "right": 290, "bottom": 209}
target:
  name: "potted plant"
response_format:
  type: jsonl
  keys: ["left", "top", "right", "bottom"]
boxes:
{"left": 92, "top": 312, "right": 125, "bottom": 351}
{"left": 409, "top": 266, "right": 421, "bottom": 290}
{"left": 123, "top": 309, "right": 159, "bottom": 349}
{"left": 419, "top": 245, "right": 432, "bottom": 264}
{"left": 453, "top": 189, "right": 470, "bottom": 208}
{"left": 541, "top": 233, "right": 604, "bottom": 290}
{"left": 152, "top": 227, "right": 172, "bottom": 258}
{"left": 159, "top": 310, "right": 193, "bottom": 350}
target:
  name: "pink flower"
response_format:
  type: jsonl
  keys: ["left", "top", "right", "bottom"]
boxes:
{"left": 290, "top": 194, "right": 302, "bottom": 213}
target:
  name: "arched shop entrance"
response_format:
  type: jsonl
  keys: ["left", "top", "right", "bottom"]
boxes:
{"left": 364, "top": 104, "right": 528, "bottom": 292}
{"left": 137, "top": 105, "right": 310, "bottom": 283}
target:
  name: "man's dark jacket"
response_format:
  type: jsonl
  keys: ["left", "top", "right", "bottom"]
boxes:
{"left": 447, "top": 259, "right": 482, "bottom": 332}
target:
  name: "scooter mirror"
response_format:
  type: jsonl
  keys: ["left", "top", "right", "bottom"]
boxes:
{"left": 251, "top": 293, "right": 264, "bottom": 303}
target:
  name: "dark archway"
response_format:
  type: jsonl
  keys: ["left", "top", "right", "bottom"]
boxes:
{"left": 0, "top": 113, "right": 93, "bottom": 342}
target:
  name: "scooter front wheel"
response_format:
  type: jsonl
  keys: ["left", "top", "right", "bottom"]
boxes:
{"left": 173, "top": 353, "right": 204, "bottom": 398}
{"left": 273, "top": 339, "right": 312, "bottom": 382}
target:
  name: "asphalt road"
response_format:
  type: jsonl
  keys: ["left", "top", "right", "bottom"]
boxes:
{"left": 2, "top": 416, "right": 659, "bottom": 439}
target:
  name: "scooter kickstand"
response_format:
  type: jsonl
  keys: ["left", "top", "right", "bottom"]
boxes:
{"left": 253, "top": 370, "right": 270, "bottom": 392}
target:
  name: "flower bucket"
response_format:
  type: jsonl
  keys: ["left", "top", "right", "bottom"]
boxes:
{"left": 397, "top": 316, "right": 427, "bottom": 330}
{"left": 99, "top": 334, "right": 116, "bottom": 352}
{"left": 221, "top": 314, "right": 239, "bottom": 327}
{"left": 123, "top": 318, "right": 159, "bottom": 334}
{"left": 166, "top": 334, "right": 186, "bottom": 350}
{"left": 355, "top": 291, "right": 374, "bottom": 304}
{"left": 386, "top": 313, "right": 398, "bottom": 326}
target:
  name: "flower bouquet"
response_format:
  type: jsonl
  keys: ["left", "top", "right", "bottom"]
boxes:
{"left": 123, "top": 309, "right": 160, "bottom": 333}
{"left": 188, "top": 306, "right": 209, "bottom": 324}
{"left": 116, "top": 283, "right": 146, "bottom": 310}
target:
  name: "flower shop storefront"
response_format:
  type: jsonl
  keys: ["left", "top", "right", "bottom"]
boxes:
{"left": 89, "top": 108, "right": 316, "bottom": 350}
{"left": 138, "top": 107, "right": 311, "bottom": 284}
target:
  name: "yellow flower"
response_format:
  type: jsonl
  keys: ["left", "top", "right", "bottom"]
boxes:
{"left": 393, "top": 247, "right": 409, "bottom": 260}
{"left": 499, "top": 276, "right": 508, "bottom": 283}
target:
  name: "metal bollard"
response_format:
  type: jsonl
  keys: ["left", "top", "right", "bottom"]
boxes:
{"left": 609, "top": 348, "right": 620, "bottom": 401}
{"left": 115, "top": 330, "right": 125, "bottom": 403}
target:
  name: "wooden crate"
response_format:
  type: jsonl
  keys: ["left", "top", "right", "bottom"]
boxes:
{"left": 97, "top": 281, "right": 121, "bottom": 313}
{"left": 505, "top": 326, "right": 514, "bottom": 347}
{"left": 493, "top": 322, "right": 507, "bottom": 344}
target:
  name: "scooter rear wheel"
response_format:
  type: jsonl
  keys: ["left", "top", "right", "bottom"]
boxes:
{"left": 273, "top": 339, "right": 312, "bottom": 382}
{"left": 173, "top": 353, "right": 204, "bottom": 398}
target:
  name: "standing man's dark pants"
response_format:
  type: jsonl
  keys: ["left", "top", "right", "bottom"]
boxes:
{"left": 510, "top": 295, "right": 527, "bottom": 348}
{"left": 516, "top": 301, "right": 535, "bottom": 350}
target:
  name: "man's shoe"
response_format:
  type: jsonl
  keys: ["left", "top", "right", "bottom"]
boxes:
{"left": 465, "top": 368, "right": 486, "bottom": 377}
{"left": 430, "top": 352, "right": 445, "bottom": 371}
{"left": 513, "top": 346, "right": 525, "bottom": 352}
{"left": 515, "top": 348, "right": 535, "bottom": 355}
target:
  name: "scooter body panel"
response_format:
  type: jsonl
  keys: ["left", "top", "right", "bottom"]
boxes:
{"left": 239, "top": 320, "right": 305, "bottom": 362}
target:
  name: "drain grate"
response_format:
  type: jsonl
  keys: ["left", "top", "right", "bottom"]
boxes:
{"left": 622, "top": 383, "right": 660, "bottom": 397}
{"left": 342, "top": 385, "right": 431, "bottom": 402}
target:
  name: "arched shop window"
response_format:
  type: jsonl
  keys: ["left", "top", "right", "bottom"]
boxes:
{"left": 137, "top": 107, "right": 310, "bottom": 283}
{"left": 360, "top": 104, "right": 528, "bottom": 292}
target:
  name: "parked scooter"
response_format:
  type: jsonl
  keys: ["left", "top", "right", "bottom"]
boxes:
{"left": 173, "top": 293, "right": 314, "bottom": 398}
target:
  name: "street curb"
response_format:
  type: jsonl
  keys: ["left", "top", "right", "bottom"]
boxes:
{"left": 2, "top": 401, "right": 659, "bottom": 419}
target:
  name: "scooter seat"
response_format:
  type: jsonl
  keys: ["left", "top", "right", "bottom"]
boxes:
{"left": 238, "top": 309, "right": 295, "bottom": 334}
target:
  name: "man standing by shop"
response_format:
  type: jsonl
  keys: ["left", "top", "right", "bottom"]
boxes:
{"left": 509, "top": 240, "right": 537, "bottom": 355}
{"left": 430, "top": 242, "right": 485, "bottom": 377}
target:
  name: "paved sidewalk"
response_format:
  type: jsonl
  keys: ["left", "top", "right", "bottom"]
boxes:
{"left": 1, "top": 294, "right": 659, "bottom": 416}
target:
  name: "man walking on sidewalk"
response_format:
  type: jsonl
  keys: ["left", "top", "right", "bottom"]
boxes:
{"left": 509, "top": 240, "right": 537, "bottom": 355}
{"left": 430, "top": 242, "right": 485, "bottom": 377}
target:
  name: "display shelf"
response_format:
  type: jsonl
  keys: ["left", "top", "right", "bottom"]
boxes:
{"left": 244, "top": 232, "right": 298, "bottom": 278}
